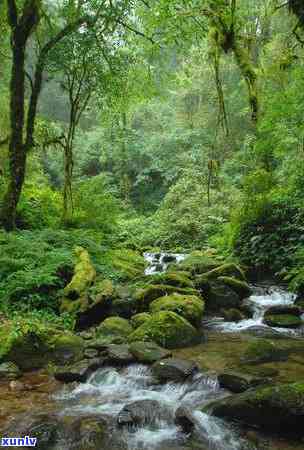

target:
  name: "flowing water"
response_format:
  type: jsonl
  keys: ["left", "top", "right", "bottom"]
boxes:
{"left": 55, "top": 364, "right": 251, "bottom": 450}
{"left": 144, "top": 253, "right": 186, "bottom": 275}
{"left": 206, "top": 284, "right": 304, "bottom": 337}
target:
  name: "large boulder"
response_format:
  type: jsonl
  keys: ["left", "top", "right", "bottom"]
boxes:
{"left": 134, "top": 285, "right": 200, "bottom": 311}
{"left": 129, "top": 341, "right": 171, "bottom": 364}
{"left": 96, "top": 317, "right": 133, "bottom": 345}
{"left": 208, "top": 382, "right": 304, "bottom": 433}
{"left": 201, "top": 263, "right": 246, "bottom": 282}
{"left": 130, "top": 313, "right": 151, "bottom": 329}
{"left": 54, "top": 358, "right": 103, "bottom": 383}
{"left": 147, "top": 272, "right": 195, "bottom": 289}
{"left": 150, "top": 294, "right": 205, "bottom": 327}
{"left": 152, "top": 358, "right": 198, "bottom": 381}
{"left": 128, "top": 311, "right": 200, "bottom": 349}
{"left": 217, "top": 276, "right": 252, "bottom": 299}
{"left": 202, "top": 280, "right": 242, "bottom": 312}
{"left": 102, "top": 344, "right": 134, "bottom": 365}
{"left": 0, "top": 323, "right": 84, "bottom": 370}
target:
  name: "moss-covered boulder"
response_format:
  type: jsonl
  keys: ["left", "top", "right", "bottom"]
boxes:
{"left": 96, "top": 317, "right": 133, "bottom": 345}
{"left": 150, "top": 294, "right": 205, "bottom": 327}
{"left": 221, "top": 308, "right": 245, "bottom": 322}
{"left": 241, "top": 339, "right": 288, "bottom": 364}
{"left": 203, "top": 280, "right": 242, "bottom": 312}
{"left": 134, "top": 284, "right": 200, "bottom": 311}
{"left": 218, "top": 276, "right": 252, "bottom": 299}
{"left": 129, "top": 341, "right": 171, "bottom": 364}
{"left": 0, "top": 322, "right": 85, "bottom": 370}
{"left": 175, "top": 251, "right": 220, "bottom": 275}
{"left": 263, "top": 314, "right": 303, "bottom": 329}
{"left": 208, "top": 382, "right": 304, "bottom": 433}
{"left": 130, "top": 313, "right": 151, "bottom": 329}
{"left": 147, "top": 272, "right": 194, "bottom": 289}
{"left": 201, "top": 263, "right": 246, "bottom": 282}
{"left": 218, "top": 370, "right": 270, "bottom": 393}
{"left": 128, "top": 311, "right": 200, "bottom": 349}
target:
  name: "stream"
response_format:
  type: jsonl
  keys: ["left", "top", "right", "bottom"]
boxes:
{"left": 51, "top": 253, "right": 303, "bottom": 450}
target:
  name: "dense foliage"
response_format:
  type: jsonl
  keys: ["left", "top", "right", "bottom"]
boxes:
{"left": 1, "top": 0, "right": 304, "bottom": 329}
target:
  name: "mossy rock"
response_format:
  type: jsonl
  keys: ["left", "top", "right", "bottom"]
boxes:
{"left": 203, "top": 280, "right": 242, "bottom": 312}
{"left": 217, "top": 276, "right": 252, "bottom": 299}
{"left": 150, "top": 294, "right": 205, "bottom": 327}
{"left": 176, "top": 252, "right": 220, "bottom": 275}
{"left": 0, "top": 323, "right": 84, "bottom": 370}
{"left": 201, "top": 263, "right": 246, "bottom": 282}
{"left": 128, "top": 311, "right": 200, "bottom": 349}
{"left": 129, "top": 341, "right": 171, "bottom": 364}
{"left": 263, "top": 314, "right": 303, "bottom": 329}
{"left": 208, "top": 382, "right": 304, "bottom": 433}
{"left": 96, "top": 317, "right": 133, "bottom": 341}
{"left": 147, "top": 272, "right": 194, "bottom": 289}
{"left": 63, "top": 246, "right": 96, "bottom": 300}
{"left": 221, "top": 308, "right": 245, "bottom": 322}
{"left": 241, "top": 339, "right": 288, "bottom": 365}
{"left": 130, "top": 313, "right": 151, "bottom": 329}
{"left": 134, "top": 284, "right": 200, "bottom": 311}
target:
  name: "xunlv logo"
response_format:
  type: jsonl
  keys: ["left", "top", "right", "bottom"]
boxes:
{"left": 1, "top": 437, "right": 37, "bottom": 447}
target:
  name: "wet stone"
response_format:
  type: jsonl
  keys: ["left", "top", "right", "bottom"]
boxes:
{"left": 152, "top": 358, "right": 198, "bottom": 382}
{"left": 218, "top": 370, "right": 270, "bottom": 393}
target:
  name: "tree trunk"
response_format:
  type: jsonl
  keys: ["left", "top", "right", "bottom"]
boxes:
{"left": 1, "top": 33, "right": 27, "bottom": 231}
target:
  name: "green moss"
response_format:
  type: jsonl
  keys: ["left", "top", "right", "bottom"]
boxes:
{"left": 108, "top": 249, "right": 147, "bottom": 281}
{"left": 63, "top": 246, "right": 96, "bottom": 299}
{"left": 242, "top": 339, "right": 288, "bottom": 364}
{"left": 147, "top": 271, "right": 194, "bottom": 289}
{"left": 264, "top": 314, "right": 303, "bottom": 329}
{"left": 130, "top": 313, "right": 151, "bottom": 328}
{"left": 221, "top": 308, "right": 245, "bottom": 322}
{"left": 218, "top": 276, "right": 252, "bottom": 299}
{"left": 128, "top": 311, "right": 200, "bottom": 349}
{"left": 203, "top": 263, "right": 246, "bottom": 282}
{"left": 150, "top": 294, "right": 205, "bottom": 327}
{"left": 96, "top": 316, "right": 133, "bottom": 338}
{"left": 134, "top": 284, "right": 200, "bottom": 310}
{"left": 177, "top": 251, "right": 220, "bottom": 275}
{"left": 0, "top": 321, "right": 84, "bottom": 370}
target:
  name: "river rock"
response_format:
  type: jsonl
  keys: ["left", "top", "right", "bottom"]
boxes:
{"left": 0, "top": 362, "right": 22, "bottom": 380}
{"left": 128, "top": 311, "right": 200, "bottom": 349}
{"left": 208, "top": 382, "right": 304, "bottom": 433}
{"left": 203, "top": 280, "right": 242, "bottom": 312}
{"left": 263, "top": 314, "right": 303, "bottom": 329}
{"left": 218, "top": 370, "right": 269, "bottom": 393}
{"left": 217, "top": 276, "right": 252, "bottom": 299}
{"left": 130, "top": 313, "right": 151, "bottom": 328}
{"left": 221, "top": 308, "right": 245, "bottom": 322}
{"left": 147, "top": 271, "right": 195, "bottom": 289}
{"left": 174, "top": 406, "right": 196, "bottom": 434}
{"left": 152, "top": 358, "right": 198, "bottom": 382}
{"left": 134, "top": 285, "right": 200, "bottom": 310}
{"left": 149, "top": 293, "right": 205, "bottom": 327}
{"left": 102, "top": 344, "right": 134, "bottom": 365}
{"left": 265, "top": 305, "right": 302, "bottom": 316}
{"left": 117, "top": 399, "right": 170, "bottom": 428}
{"left": 129, "top": 341, "right": 171, "bottom": 364}
{"left": 54, "top": 358, "right": 104, "bottom": 383}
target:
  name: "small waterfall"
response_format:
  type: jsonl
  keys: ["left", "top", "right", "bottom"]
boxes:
{"left": 144, "top": 252, "right": 186, "bottom": 275}
{"left": 209, "top": 285, "right": 304, "bottom": 336}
